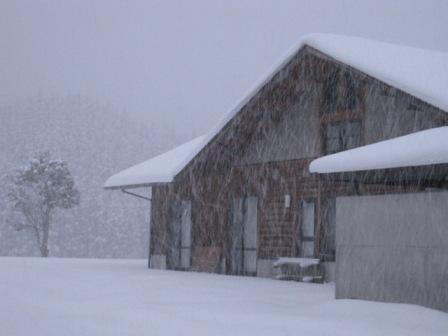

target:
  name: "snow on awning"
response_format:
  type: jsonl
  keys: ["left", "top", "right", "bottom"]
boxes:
{"left": 309, "top": 127, "right": 448, "bottom": 174}
{"left": 104, "top": 135, "right": 207, "bottom": 189}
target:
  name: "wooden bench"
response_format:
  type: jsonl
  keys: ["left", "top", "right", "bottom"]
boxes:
{"left": 273, "top": 258, "right": 323, "bottom": 283}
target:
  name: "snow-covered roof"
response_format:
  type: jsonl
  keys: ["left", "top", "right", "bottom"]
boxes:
{"left": 309, "top": 127, "right": 448, "bottom": 174}
{"left": 104, "top": 135, "right": 206, "bottom": 189}
{"left": 304, "top": 34, "right": 448, "bottom": 113}
{"left": 105, "top": 34, "right": 448, "bottom": 189}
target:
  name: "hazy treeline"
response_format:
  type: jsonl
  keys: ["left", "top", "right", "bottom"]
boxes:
{"left": 0, "top": 94, "right": 194, "bottom": 258}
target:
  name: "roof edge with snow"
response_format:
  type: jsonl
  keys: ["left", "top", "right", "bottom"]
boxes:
{"left": 104, "top": 135, "right": 207, "bottom": 189}
{"left": 309, "top": 127, "right": 448, "bottom": 174}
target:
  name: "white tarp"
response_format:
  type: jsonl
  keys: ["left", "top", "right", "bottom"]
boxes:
{"left": 309, "top": 127, "right": 448, "bottom": 174}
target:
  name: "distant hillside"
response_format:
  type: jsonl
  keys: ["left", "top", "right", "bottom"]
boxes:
{"left": 0, "top": 95, "right": 192, "bottom": 258}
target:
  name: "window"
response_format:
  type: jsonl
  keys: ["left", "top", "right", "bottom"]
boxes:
{"left": 230, "top": 197, "right": 258, "bottom": 275}
{"left": 167, "top": 200, "right": 192, "bottom": 269}
{"left": 180, "top": 201, "right": 192, "bottom": 269}
{"left": 325, "top": 120, "right": 361, "bottom": 154}
{"left": 322, "top": 71, "right": 339, "bottom": 113}
{"left": 344, "top": 72, "right": 357, "bottom": 110}
{"left": 320, "top": 198, "right": 336, "bottom": 261}
{"left": 298, "top": 200, "right": 315, "bottom": 258}
{"left": 322, "top": 70, "right": 358, "bottom": 113}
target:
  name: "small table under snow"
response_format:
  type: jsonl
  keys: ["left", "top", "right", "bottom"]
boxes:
{"left": 273, "top": 258, "right": 323, "bottom": 283}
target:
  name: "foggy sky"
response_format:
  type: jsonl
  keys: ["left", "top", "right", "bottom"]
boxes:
{"left": 1, "top": 0, "right": 448, "bottom": 136}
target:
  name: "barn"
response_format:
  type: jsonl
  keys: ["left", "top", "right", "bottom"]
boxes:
{"left": 105, "top": 34, "right": 448, "bottom": 311}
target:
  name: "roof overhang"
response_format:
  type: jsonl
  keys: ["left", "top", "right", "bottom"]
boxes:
{"left": 104, "top": 182, "right": 168, "bottom": 191}
{"left": 104, "top": 135, "right": 207, "bottom": 190}
{"left": 309, "top": 127, "right": 448, "bottom": 175}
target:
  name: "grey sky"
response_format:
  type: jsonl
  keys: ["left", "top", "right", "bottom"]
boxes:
{"left": 1, "top": 0, "right": 447, "bottom": 135}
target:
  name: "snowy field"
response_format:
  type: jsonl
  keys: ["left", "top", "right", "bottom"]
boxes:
{"left": 0, "top": 258, "right": 447, "bottom": 336}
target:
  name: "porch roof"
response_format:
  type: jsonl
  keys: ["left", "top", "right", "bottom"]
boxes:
{"left": 104, "top": 135, "right": 206, "bottom": 189}
{"left": 309, "top": 127, "right": 448, "bottom": 174}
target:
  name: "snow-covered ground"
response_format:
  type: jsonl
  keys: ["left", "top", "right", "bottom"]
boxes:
{"left": 0, "top": 258, "right": 446, "bottom": 336}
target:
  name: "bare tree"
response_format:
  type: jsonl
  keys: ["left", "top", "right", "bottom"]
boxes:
{"left": 5, "top": 152, "right": 80, "bottom": 257}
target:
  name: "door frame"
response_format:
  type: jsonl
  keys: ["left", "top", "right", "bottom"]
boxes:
{"left": 297, "top": 198, "right": 317, "bottom": 258}
{"left": 227, "top": 196, "right": 258, "bottom": 276}
{"left": 167, "top": 199, "right": 192, "bottom": 270}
